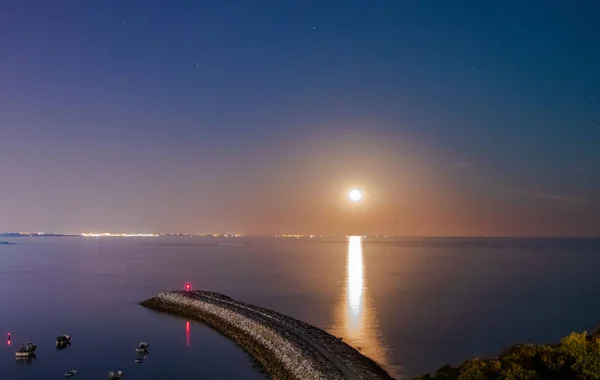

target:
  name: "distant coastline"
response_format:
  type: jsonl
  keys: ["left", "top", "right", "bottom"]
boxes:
{"left": 1, "top": 232, "right": 599, "bottom": 238}
{"left": 1, "top": 233, "right": 599, "bottom": 239}
{"left": 0, "top": 233, "right": 76, "bottom": 238}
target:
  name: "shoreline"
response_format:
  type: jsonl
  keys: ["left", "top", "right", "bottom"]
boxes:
{"left": 140, "top": 290, "right": 395, "bottom": 380}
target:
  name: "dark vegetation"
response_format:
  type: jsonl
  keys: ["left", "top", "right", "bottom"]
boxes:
{"left": 415, "top": 331, "right": 600, "bottom": 380}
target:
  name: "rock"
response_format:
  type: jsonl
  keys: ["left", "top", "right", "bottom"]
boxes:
{"left": 140, "top": 290, "right": 395, "bottom": 380}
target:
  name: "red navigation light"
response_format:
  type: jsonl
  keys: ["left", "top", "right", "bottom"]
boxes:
{"left": 185, "top": 283, "right": 191, "bottom": 291}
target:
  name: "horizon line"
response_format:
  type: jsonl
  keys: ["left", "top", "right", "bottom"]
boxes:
{"left": 1, "top": 232, "right": 599, "bottom": 239}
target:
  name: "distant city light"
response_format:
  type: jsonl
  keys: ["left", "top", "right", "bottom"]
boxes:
{"left": 81, "top": 233, "right": 159, "bottom": 237}
{"left": 78, "top": 232, "right": 244, "bottom": 238}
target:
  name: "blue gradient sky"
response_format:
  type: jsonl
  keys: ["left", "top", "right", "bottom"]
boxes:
{"left": 1, "top": 0, "right": 599, "bottom": 236}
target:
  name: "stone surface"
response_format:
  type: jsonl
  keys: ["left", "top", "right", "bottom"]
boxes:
{"left": 140, "top": 290, "right": 395, "bottom": 380}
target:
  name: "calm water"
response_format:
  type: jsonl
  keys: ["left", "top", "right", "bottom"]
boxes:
{"left": 1, "top": 236, "right": 600, "bottom": 379}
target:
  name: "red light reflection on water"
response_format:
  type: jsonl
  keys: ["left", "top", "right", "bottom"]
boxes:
{"left": 186, "top": 321, "right": 190, "bottom": 346}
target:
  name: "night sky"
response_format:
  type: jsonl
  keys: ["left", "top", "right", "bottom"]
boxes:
{"left": 1, "top": 1, "right": 599, "bottom": 236}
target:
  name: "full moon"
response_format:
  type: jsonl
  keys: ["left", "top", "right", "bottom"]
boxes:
{"left": 349, "top": 189, "right": 363, "bottom": 202}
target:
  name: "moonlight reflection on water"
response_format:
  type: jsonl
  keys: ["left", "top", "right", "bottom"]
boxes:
{"left": 330, "top": 236, "right": 396, "bottom": 377}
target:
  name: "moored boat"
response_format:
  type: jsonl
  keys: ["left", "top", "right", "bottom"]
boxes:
{"left": 15, "top": 354, "right": 36, "bottom": 364}
{"left": 56, "top": 334, "right": 72, "bottom": 345}
{"left": 64, "top": 369, "right": 77, "bottom": 377}
{"left": 15, "top": 342, "right": 37, "bottom": 357}
{"left": 108, "top": 370, "right": 124, "bottom": 379}
{"left": 135, "top": 341, "right": 149, "bottom": 353}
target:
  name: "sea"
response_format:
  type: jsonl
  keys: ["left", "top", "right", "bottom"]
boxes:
{"left": 1, "top": 236, "right": 600, "bottom": 379}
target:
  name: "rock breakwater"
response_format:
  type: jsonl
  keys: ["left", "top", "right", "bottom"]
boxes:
{"left": 140, "top": 291, "right": 395, "bottom": 380}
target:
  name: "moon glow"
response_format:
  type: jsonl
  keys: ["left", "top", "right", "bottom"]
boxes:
{"left": 349, "top": 189, "right": 363, "bottom": 202}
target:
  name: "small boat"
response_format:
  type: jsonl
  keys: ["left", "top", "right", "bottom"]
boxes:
{"left": 15, "top": 342, "right": 37, "bottom": 357}
{"left": 135, "top": 341, "right": 149, "bottom": 353}
{"left": 108, "top": 370, "right": 124, "bottom": 379}
{"left": 134, "top": 358, "right": 143, "bottom": 364}
{"left": 64, "top": 369, "right": 77, "bottom": 377}
{"left": 56, "top": 334, "right": 72, "bottom": 345}
{"left": 15, "top": 354, "right": 36, "bottom": 361}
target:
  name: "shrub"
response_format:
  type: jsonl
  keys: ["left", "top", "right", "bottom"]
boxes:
{"left": 414, "top": 331, "right": 600, "bottom": 380}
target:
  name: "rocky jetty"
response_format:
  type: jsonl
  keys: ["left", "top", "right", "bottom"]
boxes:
{"left": 140, "top": 290, "right": 395, "bottom": 380}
